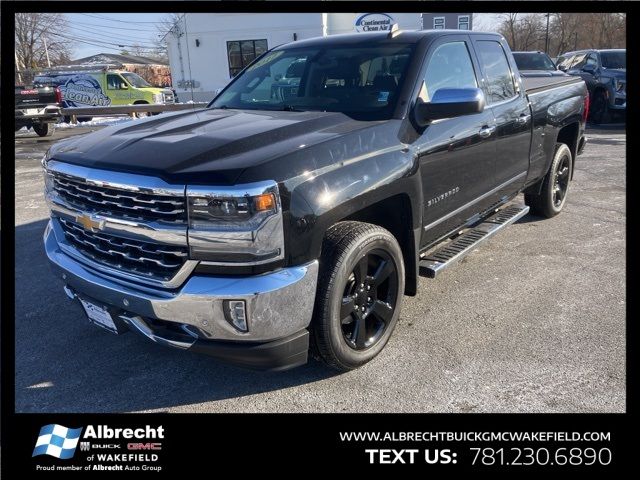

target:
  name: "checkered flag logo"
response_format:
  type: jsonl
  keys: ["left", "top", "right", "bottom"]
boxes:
{"left": 32, "top": 424, "right": 83, "bottom": 459}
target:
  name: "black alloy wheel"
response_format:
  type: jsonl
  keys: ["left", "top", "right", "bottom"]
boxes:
{"left": 340, "top": 249, "right": 399, "bottom": 350}
{"left": 552, "top": 154, "right": 571, "bottom": 209}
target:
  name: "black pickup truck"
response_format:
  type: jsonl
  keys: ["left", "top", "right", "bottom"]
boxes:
{"left": 15, "top": 84, "right": 62, "bottom": 136}
{"left": 43, "top": 30, "right": 588, "bottom": 371}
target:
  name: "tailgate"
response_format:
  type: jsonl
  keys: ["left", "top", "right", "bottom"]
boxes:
{"left": 15, "top": 87, "right": 57, "bottom": 108}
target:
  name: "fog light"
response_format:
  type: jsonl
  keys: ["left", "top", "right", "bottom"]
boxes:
{"left": 224, "top": 300, "right": 248, "bottom": 332}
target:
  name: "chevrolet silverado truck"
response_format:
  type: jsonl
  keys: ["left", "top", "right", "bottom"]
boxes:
{"left": 15, "top": 84, "right": 62, "bottom": 136}
{"left": 43, "top": 30, "right": 588, "bottom": 371}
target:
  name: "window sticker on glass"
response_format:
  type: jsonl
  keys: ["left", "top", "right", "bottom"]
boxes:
{"left": 378, "top": 91, "right": 390, "bottom": 102}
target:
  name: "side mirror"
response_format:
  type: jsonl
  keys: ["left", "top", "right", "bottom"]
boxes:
{"left": 414, "top": 88, "right": 485, "bottom": 126}
{"left": 582, "top": 64, "right": 597, "bottom": 74}
{"left": 558, "top": 65, "right": 567, "bottom": 72}
{"left": 120, "top": 83, "right": 129, "bottom": 90}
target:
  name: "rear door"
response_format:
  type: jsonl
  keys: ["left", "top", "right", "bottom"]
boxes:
{"left": 415, "top": 34, "right": 498, "bottom": 247}
{"left": 472, "top": 37, "right": 531, "bottom": 197}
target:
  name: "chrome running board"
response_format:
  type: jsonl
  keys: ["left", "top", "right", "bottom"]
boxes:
{"left": 419, "top": 204, "right": 530, "bottom": 279}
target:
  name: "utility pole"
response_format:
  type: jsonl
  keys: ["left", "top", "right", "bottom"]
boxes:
{"left": 43, "top": 36, "right": 51, "bottom": 67}
{"left": 545, "top": 13, "right": 550, "bottom": 54}
{"left": 15, "top": 51, "right": 23, "bottom": 84}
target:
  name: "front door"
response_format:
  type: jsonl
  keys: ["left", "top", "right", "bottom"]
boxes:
{"left": 415, "top": 36, "right": 498, "bottom": 248}
{"left": 106, "top": 73, "right": 131, "bottom": 105}
{"left": 472, "top": 37, "right": 531, "bottom": 197}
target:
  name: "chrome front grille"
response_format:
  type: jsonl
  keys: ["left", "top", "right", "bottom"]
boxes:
{"left": 58, "top": 217, "right": 188, "bottom": 282}
{"left": 52, "top": 172, "right": 186, "bottom": 223}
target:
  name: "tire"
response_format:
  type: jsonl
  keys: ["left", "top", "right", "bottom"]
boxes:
{"left": 310, "top": 221, "right": 405, "bottom": 371}
{"left": 33, "top": 123, "right": 55, "bottom": 137}
{"left": 524, "top": 143, "right": 572, "bottom": 218}
{"left": 589, "top": 91, "right": 610, "bottom": 125}
{"left": 133, "top": 102, "right": 150, "bottom": 118}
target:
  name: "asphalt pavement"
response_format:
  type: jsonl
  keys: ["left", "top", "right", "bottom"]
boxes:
{"left": 14, "top": 123, "right": 626, "bottom": 413}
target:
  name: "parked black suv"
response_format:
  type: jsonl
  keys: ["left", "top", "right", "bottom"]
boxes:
{"left": 556, "top": 49, "right": 626, "bottom": 123}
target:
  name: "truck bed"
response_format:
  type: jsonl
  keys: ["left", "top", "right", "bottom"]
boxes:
{"left": 523, "top": 75, "right": 583, "bottom": 95}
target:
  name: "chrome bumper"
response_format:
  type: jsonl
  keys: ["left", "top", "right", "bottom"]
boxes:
{"left": 44, "top": 219, "right": 319, "bottom": 343}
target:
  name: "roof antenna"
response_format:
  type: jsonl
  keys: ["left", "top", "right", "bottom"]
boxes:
{"left": 388, "top": 23, "right": 400, "bottom": 38}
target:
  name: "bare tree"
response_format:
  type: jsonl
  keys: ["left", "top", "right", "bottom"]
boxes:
{"left": 151, "top": 14, "right": 183, "bottom": 63}
{"left": 15, "top": 13, "right": 73, "bottom": 82}
{"left": 498, "top": 13, "right": 520, "bottom": 50}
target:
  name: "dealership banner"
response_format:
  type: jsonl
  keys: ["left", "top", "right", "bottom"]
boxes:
{"left": 2, "top": 413, "right": 631, "bottom": 474}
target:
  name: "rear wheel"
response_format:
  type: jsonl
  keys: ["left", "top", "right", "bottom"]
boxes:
{"left": 33, "top": 123, "right": 55, "bottom": 137}
{"left": 310, "top": 221, "right": 405, "bottom": 371}
{"left": 589, "top": 91, "right": 610, "bottom": 124}
{"left": 524, "top": 143, "right": 572, "bottom": 218}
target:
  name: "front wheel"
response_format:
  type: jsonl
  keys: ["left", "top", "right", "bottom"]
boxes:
{"left": 32, "top": 123, "right": 55, "bottom": 137}
{"left": 310, "top": 221, "right": 405, "bottom": 371}
{"left": 524, "top": 143, "right": 572, "bottom": 218}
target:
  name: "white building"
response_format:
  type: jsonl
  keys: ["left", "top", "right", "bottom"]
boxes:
{"left": 166, "top": 13, "right": 429, "bottom": 102}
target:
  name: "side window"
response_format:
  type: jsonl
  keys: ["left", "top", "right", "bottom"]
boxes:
{"left": 423, "top": 42, "right": 478, "bottom": 101}
{"left": 585, "top": 53, "right": 598, "bottom": 67}
{"left": 107, "top": 74, "right": 122, "bottom": 90}
{"left": 475, "top": 41, "right": 516, "bottom": 104}
{"left": 556, "top": 55, "right": 573, "bottom": 70}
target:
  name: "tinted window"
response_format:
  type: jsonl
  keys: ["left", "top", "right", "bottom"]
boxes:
{"left": 512, "top": 52, "right": 556, "bottom": 71}
{"left": 424, "top": 42, "right": 477, "bottom": 100}
{"left": 212, "top": 43, "right": 415, "bottom": 120}
{"left": 476, "top": 41, "right": 516, "bottom": 103}
{"left": 107, "top": 74, "right": 122, "bottom": 90}
{"left": 600, "top": 51, "right": 626, "bottom": 69}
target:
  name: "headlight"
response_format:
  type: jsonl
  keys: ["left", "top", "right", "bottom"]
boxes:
{"left": 615, "top": 79, "right": 625, "bottom": 93}
{"left": 42, "top": 149, "right": 54, "bottom": 193}
{"left": 153, "top": 93, "right": 163, "bottom": 104}
{"left": 187, "top": 182, "right": 284, "bottom": 264}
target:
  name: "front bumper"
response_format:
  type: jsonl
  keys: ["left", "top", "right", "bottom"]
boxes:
{"left": 44, "top": 219, "right": 319, "bottom": 370}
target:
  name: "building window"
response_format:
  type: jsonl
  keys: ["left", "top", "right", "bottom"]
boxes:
{"left": 227, "top": 39, "right": 268, "bottom": 77}
{"left": 433, "top": 17, "right": 445, "bottom": 29}
{"left": 458, "top": 15, "right": 470, "bottom": 30}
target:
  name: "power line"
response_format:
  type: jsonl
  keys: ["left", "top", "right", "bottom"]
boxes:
{"left": 69, "top": 24, "right": 160, "bottom": 48}
{"left": 69, "top": 19, "right": 161, "bottom": 33}
{"left": 49, "top": 31, "right": 157, "bottom": 53}
{"left": 79, "top": 13, "right": 167, "bottom": 25}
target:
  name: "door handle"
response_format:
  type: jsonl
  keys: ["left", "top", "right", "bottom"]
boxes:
{"left": 478, "top": 125, "right": 496, "bottom": 138}
{"left": 516, "top": 114, "right": 531, "bottom": 124}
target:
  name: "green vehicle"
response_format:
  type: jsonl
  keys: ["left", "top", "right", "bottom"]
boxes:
{"left": 34, "top": 66, "right": 175, "bottom": 117}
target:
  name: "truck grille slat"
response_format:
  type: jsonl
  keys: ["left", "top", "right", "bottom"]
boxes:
{"left": 52, "top": 173, "right": 186, "bottom": 223}
{"left": 59, "top": 217, "right": 188, "bottom": 280}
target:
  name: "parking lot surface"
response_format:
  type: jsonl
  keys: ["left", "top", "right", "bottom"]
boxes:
{"left": 14, "top": 124, "right": 625, "bottom": 413}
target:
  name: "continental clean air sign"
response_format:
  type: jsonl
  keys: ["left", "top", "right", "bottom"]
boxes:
{"left": 354, "top": 13, "right": 395, "bottom": 32}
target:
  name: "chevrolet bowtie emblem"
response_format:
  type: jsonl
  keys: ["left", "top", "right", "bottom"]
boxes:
{"left": 76, "top": 214, "right": 105, "bottom": 232}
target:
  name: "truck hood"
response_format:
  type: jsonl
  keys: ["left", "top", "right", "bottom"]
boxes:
{"left": 49, "top": 108, "right": 375, "bottom": 184}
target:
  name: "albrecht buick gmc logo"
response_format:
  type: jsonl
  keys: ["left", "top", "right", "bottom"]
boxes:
{"left": 33, "top": 425, "right": 164, "bottom": 459}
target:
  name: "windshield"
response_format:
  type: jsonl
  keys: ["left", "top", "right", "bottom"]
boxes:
{"left": 512, "top": 53, "right": 556, "bottom": 71}
{"left": 121, "top": 72, "right": 152, "bottom": 88}
{"left": 211, "top": 43, "right": 416, "bottom": 119}
{"left": 600, "top": 51, "right": 626, "bottom": 69}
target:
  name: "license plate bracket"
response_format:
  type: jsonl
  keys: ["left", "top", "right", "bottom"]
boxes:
{"left": 78, "top": 297, "right": 128, "bottom": 334}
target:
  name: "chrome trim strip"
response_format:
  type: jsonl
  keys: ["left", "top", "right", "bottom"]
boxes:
{"left": 526, "top": 81, "right": 584, "bottom": 96}
{"left": 423, "top": 171, "right": 527, "bottom": 231}
{"left": 46, "top": 160, "right": 186, "bottom": 196}
{"left": 50, "top": 217, "right": 197, "bottom": 289}
{"left": 47, "top": 194, "right": 188, "bottom": 246}
{"left": 118, "top": 314, "right": 197, "bottom": 350}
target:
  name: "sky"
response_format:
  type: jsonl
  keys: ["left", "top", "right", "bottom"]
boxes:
{"left": 65, "top": 13, "right": 504, "bottom": 60}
